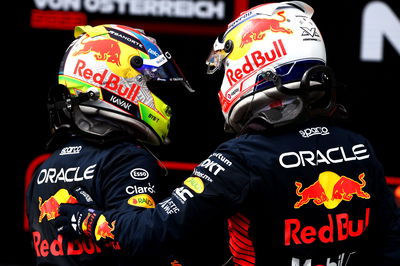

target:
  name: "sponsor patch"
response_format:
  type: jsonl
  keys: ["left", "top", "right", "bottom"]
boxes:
{"left": 127, "top": 194, "right": 155, "bottom": 208}
{"left": 184, "top": 177, "right": 204, "bottom": 194}
{"left": 95, "top": 215, "right": 116, "bottom": 241}
{"left": 130, "top": 168, "right": 149, "bottom": 180}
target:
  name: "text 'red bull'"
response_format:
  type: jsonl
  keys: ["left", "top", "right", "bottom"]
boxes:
{"left": 285, "top": 208, "right": 370, "bottom": 246}
{"left": 32, "top": 231, "right": 101, "bottom": 257}
{"left": 226, "top": 39, "right": 287, "bottom": 86}
{"left": 73, "top": 59, "right": 140, "bottom": 102}
{"left": 32, "top": 231, "right": 120, "bottom": 257}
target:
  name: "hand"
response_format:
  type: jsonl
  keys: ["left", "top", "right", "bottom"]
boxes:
{"left": 55, "top": 187, "right": 100, "bottom": 239}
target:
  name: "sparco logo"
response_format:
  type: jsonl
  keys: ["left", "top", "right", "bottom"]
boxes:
{"left": 60, "top": 146, "right": 82, "bottom": 155}
{"left": 130, "top": 168, "right": 149, "bottom": 180}
{"left": 299, "top": 127, "right": 329, "bottom": 138}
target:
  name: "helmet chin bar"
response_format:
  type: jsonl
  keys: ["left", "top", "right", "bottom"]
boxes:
{"left": 48, "top": 85, "right": 100, "bottom": 114}
{"left": 261, "top": 65, "right": 337, "bottom": 116}
{"left": 227, "top": 65, "right": 341, "bottom": 134}
{"left": 47, "top": 84, "right": 163, "bottom": 145}
{"left": 48, "top": 84, "right": 101, "bottom": 134}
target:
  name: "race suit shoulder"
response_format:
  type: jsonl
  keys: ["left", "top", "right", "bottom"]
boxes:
{"left": 26, "top": 137, "right": 164, "bottom": 265}
{"left": 97, "top": 122, "right": 400, "bottom": 265}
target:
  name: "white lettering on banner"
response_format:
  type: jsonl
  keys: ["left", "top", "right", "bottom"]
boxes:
{"left": 34, "top": 0, "right": 81, "bottom": 10}
{"left": 279, "top": 144, "right": 370, "bottom": 168}
{"left": 360, "top": 1, "right": 400, "bottom": 61}
{"left": 37, "top": 164, "right": 96, "bottom": 184}
{"left": 33, "top": 0, "right": 226, "bottom": 20}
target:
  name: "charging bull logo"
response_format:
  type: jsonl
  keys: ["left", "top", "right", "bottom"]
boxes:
{"left": 73, "top": 37, "right": 121, "bottom": 66}
{"left": 95, "top": 215, "right": 116, "bottom": 241}
{"left": 240, "top": 11, "right": 292, "bottom": 48}
{"left": 38, "top": 189, "right": 78, "bottom": 223}
{"left": 294, "top": 172, "right": 370, "bottom": 209}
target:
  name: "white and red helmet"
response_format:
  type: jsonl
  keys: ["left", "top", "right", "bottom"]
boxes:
{"left": 206, "top": 1, "right": 333, "bottom": 133}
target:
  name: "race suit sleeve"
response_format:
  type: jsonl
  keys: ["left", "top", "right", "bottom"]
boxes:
{"left": 364, "top": 140, "right": 400, "bottom": 265}
{"left": 97, "top": 141, "right": 251, "bottom": 256}
{"left": 94, "top": 144, "right": 162, "bottom": 211}
{"left": 373, "top": 162, "right": 400, "bottom": 264}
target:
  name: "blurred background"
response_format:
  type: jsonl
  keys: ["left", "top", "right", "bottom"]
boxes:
{"left": 3, "top": 0, "right": 400, "bottom": 264}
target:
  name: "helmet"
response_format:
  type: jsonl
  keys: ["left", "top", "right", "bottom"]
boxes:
{"left": 206, "top": 1, "right": 337, "bottom": 133}
{"left": 53, "top": 24, "right": 192, "bottom": 145}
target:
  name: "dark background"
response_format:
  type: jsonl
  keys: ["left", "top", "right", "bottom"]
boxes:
{"left": 3, "top": 0, "right": 400, "bottom": 264}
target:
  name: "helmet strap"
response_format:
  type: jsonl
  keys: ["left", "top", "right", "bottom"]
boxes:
{"left": 239, "top": 65, "right": 347, "bottom": 134}
{"left": 261, "top": 65, "right": 340, "bottom": 117}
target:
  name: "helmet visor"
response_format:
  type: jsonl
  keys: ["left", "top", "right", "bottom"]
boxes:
{"left": 205, "top": 38, "right": 228, "bottom": 75}
{"left": 138, "top": 52, "right": 194, "bottom": 92}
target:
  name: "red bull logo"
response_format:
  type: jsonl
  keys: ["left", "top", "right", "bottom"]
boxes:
{"left": 95, "top": 215, "right": 116, "bottom": 241}
{"left": 72, "top": 59, "right": 141, "bottom": 102}
{"left": 32, "top": 231, "right": 103, "bottom": 257}
{"left": 294, "top": 172, "right": 370, "bottom": 209}
{"left": 240, "top": 11, "right": 292, "bottom": 48}
{"left": 73, "top": 37, "right": 121, "bottom": 66}
{"left": 38, "top": 189, "right": 78, "bottom": 223}
{"left": 285, "top": 208, "right": 370, "bottom": 246}
{"left": 225, "top": 39, "right": 287, "bottom": 87}
{"left": 294, "top": 180, "right": 328, "bottom": 208}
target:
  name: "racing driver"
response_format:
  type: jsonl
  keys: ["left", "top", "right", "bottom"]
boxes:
{"left": 26, "top": 24, "right": 192, "bottom": 265}
{"left": 55, "top": 2, "right": 400, "bottom": 265}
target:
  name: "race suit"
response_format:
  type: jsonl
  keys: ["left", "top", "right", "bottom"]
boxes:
{"left": 26, "top": 137, "right": 167, "bottom": 265}
{"left": 61, "top": 120, "right": 400, "bottom": 265}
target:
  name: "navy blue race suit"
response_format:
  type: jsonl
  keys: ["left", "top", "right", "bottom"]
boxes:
{"left": 26, "top": 137, "right": 168, "bottom": 265}
{"left": 59, "top": 120, "right": 400, "bottom": 266}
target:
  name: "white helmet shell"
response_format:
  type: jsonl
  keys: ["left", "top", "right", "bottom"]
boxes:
{"left": 206, "top": 1, "right": 326, "bottom": 133}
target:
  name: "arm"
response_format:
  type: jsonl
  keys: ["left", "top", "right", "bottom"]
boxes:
{"left": 374, "top": 167, "right": 400, "bottom": 265}
{"left": 58, "top": 143, "right": 251, "bottom": 256}
{"left": 365, "top": 141, "right": 400, "bottom": 265}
